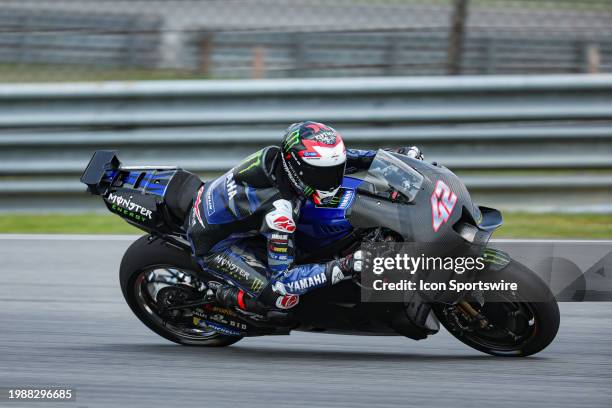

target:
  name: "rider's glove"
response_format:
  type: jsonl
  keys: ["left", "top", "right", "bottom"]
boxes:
{"left": 326, "top": 250, "right": 367, "bottom": 285}
{"left": 339, "top": 250, "right": 365, "bottom": 274}
{"left": 395, "top": 146, "right": 424, "bottom": 161}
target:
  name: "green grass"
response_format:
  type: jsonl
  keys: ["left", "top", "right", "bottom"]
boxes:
{"left": 497, "top": 212, "right": 612, "bottom": 239}
{"left": 0, "top": 213, "right": 140, "bottom": 234}
{"left": 0, "top": 212, "right": 610, "bottom": 239}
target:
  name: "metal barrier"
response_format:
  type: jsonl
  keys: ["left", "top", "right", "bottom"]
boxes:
{"left": 0, "top": 74, "right": 611, "bottom": 212}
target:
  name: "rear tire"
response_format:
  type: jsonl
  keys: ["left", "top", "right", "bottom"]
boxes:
{"left": 433, "top": 260, "right": 560, "bottom": 357}
{"left": 120, "top": 235, "right": 242, "bottom": 347}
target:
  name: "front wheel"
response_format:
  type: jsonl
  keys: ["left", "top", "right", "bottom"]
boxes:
{"left": 119, "top": 235, "right": 242, "bottom": 347}
{"left": 433, "top": 260, "right": 560, "bottom": 357}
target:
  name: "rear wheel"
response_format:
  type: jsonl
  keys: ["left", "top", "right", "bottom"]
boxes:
{"left": 120, "top": 235, "right": 242, "bottom": 346}
{"left": 433, "top": 260, "right": 559, "bottom": 357}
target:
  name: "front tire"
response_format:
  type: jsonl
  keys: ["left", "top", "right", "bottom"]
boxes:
{"left": 433, "top": 260, "right": 560, "bottom": 357}
{"left": 120, "top": 235, "right": 242, "bottom": 347}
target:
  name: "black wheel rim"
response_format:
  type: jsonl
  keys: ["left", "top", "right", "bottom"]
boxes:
{"left": 441, "top": 297, "right": 538, "bottom": 355}
{"left": 133, "top": 265, "right": 221, "bottom": 341}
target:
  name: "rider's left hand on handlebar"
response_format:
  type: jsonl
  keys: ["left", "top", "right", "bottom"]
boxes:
{"left": 395, "top": 146, "right": 424, "bottom": 160}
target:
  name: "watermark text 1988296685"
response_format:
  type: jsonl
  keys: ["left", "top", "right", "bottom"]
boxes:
{"left": 1, "top": 388, "right": 75, "bottom": 402}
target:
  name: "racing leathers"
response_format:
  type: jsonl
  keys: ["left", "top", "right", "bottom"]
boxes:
{"left": 185, "top": 145, "right": 420, "bottom": 311}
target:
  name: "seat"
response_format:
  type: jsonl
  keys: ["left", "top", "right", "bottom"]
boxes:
{"left": 164, "top": 170, "right": 204, "bottom": 223}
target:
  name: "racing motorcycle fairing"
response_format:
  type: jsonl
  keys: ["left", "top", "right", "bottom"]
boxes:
{"left": 80, "top": 150, "right": 200, "bottom": 234}
{"left": 297, "top": 149, "right": 502, "bottom": 257}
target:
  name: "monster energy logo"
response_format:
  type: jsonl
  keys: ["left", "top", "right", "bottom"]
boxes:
{"left": 483, "top": 248, "right": 510, "bottom": 266}
{"left": 283, "top": 130, "right": 300, "bottom": 149}
{"left": 238, "top": 150, "right": 263, "bottom": 174}
{"left": 250, "top": 278, "right": 265, "bottom": 292}
{"left": 106, "top": 192, "right": 153, "bottom": 220}
{"left": 303, "top": 186, "right": 314, "bottom": 196}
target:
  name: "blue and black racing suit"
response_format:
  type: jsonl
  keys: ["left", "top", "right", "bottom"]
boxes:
{"left": 185, "top": 146, "right": 377, "bottom": 307}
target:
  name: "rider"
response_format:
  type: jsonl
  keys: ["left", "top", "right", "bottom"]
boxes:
{"left": 185, "top": 121, "right": 423, "bottom": 314}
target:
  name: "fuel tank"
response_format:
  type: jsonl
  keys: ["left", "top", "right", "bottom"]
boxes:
{"left": 295, "top": 176, "right": 362, "bottom": 249}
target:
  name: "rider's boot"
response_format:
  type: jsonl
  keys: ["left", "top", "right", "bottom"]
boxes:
{"left": 215, "top": 284, "right": 294, "bottom": 323}
{"left": 215, "top": 285, "right": 266, "bottom": 314}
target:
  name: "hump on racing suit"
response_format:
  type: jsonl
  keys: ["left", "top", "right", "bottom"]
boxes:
{"left": 186, "top": 145, "right": 296, "bottom": 256}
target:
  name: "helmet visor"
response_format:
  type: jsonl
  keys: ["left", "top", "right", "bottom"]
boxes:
{"left": 298, "top": 161, "right": 346, "bottom": 192}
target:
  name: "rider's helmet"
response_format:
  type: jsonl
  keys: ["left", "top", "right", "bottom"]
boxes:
{"left": 280, "top": 121, "right": 347, "bottom": 204}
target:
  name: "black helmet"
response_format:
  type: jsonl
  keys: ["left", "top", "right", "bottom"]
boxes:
{"left": 280, "top": 121, "right": 347, "bottom": 204}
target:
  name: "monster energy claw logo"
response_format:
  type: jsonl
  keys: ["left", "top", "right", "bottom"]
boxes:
{"left": 483, "top": 248, "right": 510, "bottom": 266}
{"left": 284, "top": 130, "right": 300, "bottom": 149}
{"left": 251, "top": 278, "right": 265, "bottom": 292}
{"left": 238, "top": 150, "right": 263, "bottom": 174}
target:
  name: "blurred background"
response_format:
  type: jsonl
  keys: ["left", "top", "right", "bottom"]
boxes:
{"left": 0, "top": 0, "right": 611, "bottom": 237}
{"left": 1, "top": 0, "right": 611, "bottom": 80}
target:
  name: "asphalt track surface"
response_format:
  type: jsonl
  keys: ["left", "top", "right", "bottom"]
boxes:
{"left": 1, "top": 235, "right": 611, "bottom": 408}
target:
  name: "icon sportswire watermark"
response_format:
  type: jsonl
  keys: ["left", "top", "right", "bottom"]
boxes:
{"left": 359, "top": 241, "right": 612, "bottom": 303}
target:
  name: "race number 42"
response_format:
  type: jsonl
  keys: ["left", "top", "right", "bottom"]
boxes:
{"left": 431, "top": 180, "right": 458, "bottom": 232}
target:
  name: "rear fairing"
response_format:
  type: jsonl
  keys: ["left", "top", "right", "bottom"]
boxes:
{"left": 102, "top": 167, "right": 179, "bottom": 232}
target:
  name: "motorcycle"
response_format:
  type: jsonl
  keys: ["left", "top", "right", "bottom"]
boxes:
{"left": 81, "top": 149, "right": 559, "bottom": 356}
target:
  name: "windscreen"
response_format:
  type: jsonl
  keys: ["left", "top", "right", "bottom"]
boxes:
{"left": 363, "top": 149, "right": 424, "bottom": 202}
